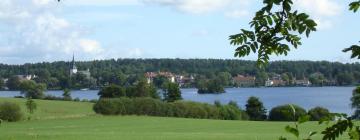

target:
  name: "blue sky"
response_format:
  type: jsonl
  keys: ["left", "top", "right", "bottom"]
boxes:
{"left": 0, "top": 0, "right": 359, "bottom": 64}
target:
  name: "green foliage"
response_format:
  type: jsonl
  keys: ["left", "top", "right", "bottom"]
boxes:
{"left": 98, "top": 84, "right": 126, "bottom": 98}
{"left": 351, "top": 86, "right": 360, "bottom": 119}
{"left": 197, "top": 78, "right": 225, "bottom": 94}
{"left": 162, "top": 82, "right": 182, "bottom": 102}
{"left": 230, "top": 0, "right": 317, "bottom": 67}
{"left": 308, "top": 107, "right": 332, "bottom": 121}
{"left": 279, "top": 115, "right": 317, "bottom": 140}
{"left": 0, "top": 77, "right": 4, "bottom": 90}
{"left": 93, "top": 98, "right": 246, "bottom": 120}
{"left": 343, "top": 43, "right": 360, "bottom": 59}
{"left": 269, "top": 104, "right": 307, "bottom": 121}
{"left": 1, "top": 60, "right": 360, "bottom": 88}
{"left": 19, "top": 80, "right": 46, "bottom": 99}
{"left": 350, "top": 1, "right": 360, "bottom": 12}
{"left": 63, "top": 88, "right": 72, "bottom": 101}
{"left": 127, "top": 80, "right": 159, "bottom": 98}
{"left": 245, "top": 96, "right": 267, "bottom": 121}
{"left": 6, "top": 76, "right": 21, "bottom": 90}
{"left": 25, "top": 98, "right": 37, "bottom": 114}
{"left": 153, "top": 75, "right": 170, "bottom": 88}
{"left": 0, "top": 102, "right": 23, "bottom": 122}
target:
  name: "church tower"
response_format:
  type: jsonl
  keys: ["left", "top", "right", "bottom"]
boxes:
{"left": 70, "top": 53, "right": 78, "bottom": 76}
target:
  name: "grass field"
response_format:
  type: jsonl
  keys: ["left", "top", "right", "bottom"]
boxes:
{"left": 0, "top": 98, "right": 350, "bottom": 140}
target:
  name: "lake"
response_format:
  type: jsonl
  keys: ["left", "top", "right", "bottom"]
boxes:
{"left": 0, "top": 87, "right": 355, "bottom": 115}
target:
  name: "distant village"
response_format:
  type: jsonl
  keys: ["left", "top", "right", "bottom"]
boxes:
{"left": 144, "top": 72, "right": 317, "bottom": 88}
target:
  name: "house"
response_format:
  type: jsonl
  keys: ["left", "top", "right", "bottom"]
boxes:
{"left": 16, "top": 75, "right": 37, "bottom": 81}
{"left": 145, "top": 71, "right": 176, "bottom": 84}
{"left": 233, "top": 75, "right": 256, "bottom": 87}
{"left": 265, "top": 79, "right": 273, "bottom": 87}
{"left": 295, "top": 79, "right": 311, "bottom": 86}
{"left": 272, "top": 79, "right": 286, "bottom": 86}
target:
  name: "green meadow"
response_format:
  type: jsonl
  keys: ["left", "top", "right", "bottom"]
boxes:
{"left": 0, "top": 98, "right": 350, "bottom": 140}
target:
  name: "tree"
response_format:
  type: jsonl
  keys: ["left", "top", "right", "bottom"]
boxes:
{"left": 217, "top": 72, "right": 232, "bottom": 86}
{"left": 153, "top": 75, "right": 170, "bottom": 88}
{"left": 129, "top": 80, "right": 159, "bottom": 99}
{"left": 0, "top": 77, "right": 4, "bottom": 90}
{"left": 230, "top": 0, "right": 360, "bottom": 67}
{"left": 163, "top": 82, "right": 182, "bottom": 102}
{"left": 309, "top": 73, "right": 326, "bottom": 86}
{"left": 245, "top": 96, "right": 267, "bottom": 121}
{"left": 6, "top": 76, "right": 21, "bottom": 90}
{"left": 98, "top": 84, "right": 126, "bottom": 98}
{"left": 351, "top": 87, "right": 360, "bottom": 119}
{"left": 308, "top": 107, "right": 332, "bottom": 121}
{"left": 269, "top": 104, "right": 306, "bottom": 121}
{"left": 26, "top": 98, "right": 37, "bottom": 114}
{"left": 63, "top": 88, "right": 72, "bottom": 101}
{"left": 19, "top": 80, "right": 46, "bottom": 99}
{"left": 337, "top": 72, "right": 354, "bottom": 86}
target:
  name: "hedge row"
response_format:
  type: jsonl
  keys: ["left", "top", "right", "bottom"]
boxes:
{"left": 93, "top": 98, "right": 248, "bottom": 120}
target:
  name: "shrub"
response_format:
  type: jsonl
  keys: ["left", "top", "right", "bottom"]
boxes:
{"left": 219, "top": 105, "right": 242, "bottom": 120}
{"left": 93, "top": 98, "right": 119, "bottom": 115}
{"left": 132, "top": 98, "right": 165, "bottom": 116}
{"left": 93, "top": 98, "right": 245, "bottom": 121}
{"left": 0, "top": 102, "right": 23, "bottom": 122}
{"left": 98, "top": 84, "right": 126, "bottom": 98}
{"left": 269, "top": 104, "right": 307, "bottom": 121}
{"left": 308, "top": 107, "right": 332, "bottom": 121}
{"left": 43, "top": 95, "right": 63, "bottom": 101}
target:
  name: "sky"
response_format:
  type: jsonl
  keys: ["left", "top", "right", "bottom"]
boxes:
{"left": 0, "top": 0, "right": 359, "bottom": 64}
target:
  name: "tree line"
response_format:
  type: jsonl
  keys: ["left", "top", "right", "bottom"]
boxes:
{"left": 1, "top": 59, "right": 360, "bottom": 90}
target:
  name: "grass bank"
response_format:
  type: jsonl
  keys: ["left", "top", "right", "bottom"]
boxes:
{"left": 0, "top": 98, "right": 350, "bottom": 140}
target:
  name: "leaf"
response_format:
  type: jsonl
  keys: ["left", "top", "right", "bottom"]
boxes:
{"left": 285, "top": 125, "right": 299, "bottom": 138}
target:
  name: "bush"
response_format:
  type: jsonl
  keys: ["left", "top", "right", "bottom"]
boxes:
{"left": 269, "top": 104, "right": 307, "bottom": 121}
{"left": 132, "top": 98, "right": 165, "bottom": 116}
{"left": 44, "top": 95, "right": 63, "bottom": 101}
{"left": 308, "top": 107, "right": 332, "bottom": 121}
{"left": 93, "top": 98, "right": 245, "bottom": 121}
{"left": 98, "top": 84, "right": 126, "bottom": 98}
{"left": 0, "top": 102, "right": 23, "bottom": 122}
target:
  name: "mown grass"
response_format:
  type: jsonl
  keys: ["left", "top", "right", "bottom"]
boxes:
{"left": 0, "top": 98, "right": 351, "bottom": 140}
{"left": 0, "top": 98, "right": 95, "bottom": 120}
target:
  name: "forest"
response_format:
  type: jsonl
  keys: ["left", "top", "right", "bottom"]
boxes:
{"left": 0, "top": 59, "right": 360, "bottom": 89}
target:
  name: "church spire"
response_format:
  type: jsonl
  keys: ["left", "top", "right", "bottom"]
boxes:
{"left": 70, "top": 53, "right": 77, "bottom": 76}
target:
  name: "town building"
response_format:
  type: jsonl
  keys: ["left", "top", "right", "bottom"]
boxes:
{"left": 295, "top": 79, "right": 311, "bottom": 86}
{"left": 233, "top": 75, "right": 256, "bottom": 87}
{"left": 145, "top": 72, "right": 175, "bottom": 84}
{"left": 69, "top": 54, "right": 91, "bottom": 79}
{"left": 265, "top": 79, "right": 274, "bottom": 87}
{"left": 15, "top": 75, "right": 37, "bottom": 81}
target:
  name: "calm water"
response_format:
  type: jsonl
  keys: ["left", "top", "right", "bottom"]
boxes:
{"left": 0, "top": 87, "right": 355, "bottom": 115}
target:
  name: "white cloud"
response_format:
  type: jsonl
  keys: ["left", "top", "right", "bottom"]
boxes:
{"left": 142, "top": 0, "right": 251, "bottom": 15}
{"left": 225, "top": 10, "right": 249, "bottom": 19}
{"left": 294, "top": 0, "right": 342, "bottom": 30}
{"left": 64, "top": 0, "right": 139, "bottom": 6}
{"left": 0, "top": 0, "right": 104, "bottom": 63}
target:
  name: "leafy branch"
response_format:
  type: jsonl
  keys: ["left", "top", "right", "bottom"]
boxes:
{"left": 229, "top": 0, "right": 317, "bottom": 67}
{"left": 344, "top": 1, "right": 360, "bottom": 59}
